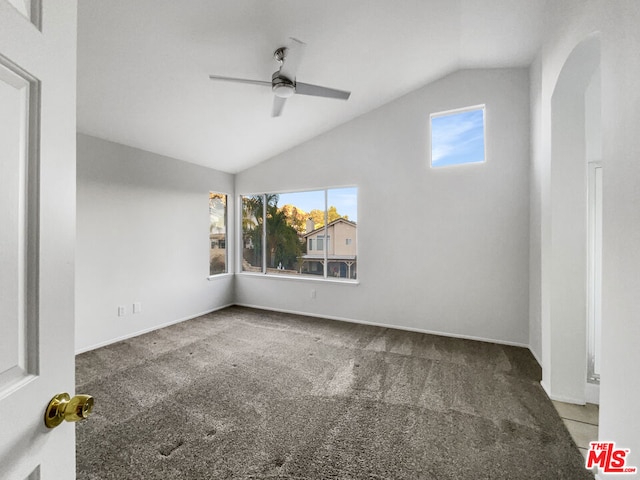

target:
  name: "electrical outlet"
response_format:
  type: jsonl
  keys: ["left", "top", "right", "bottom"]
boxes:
{"left": 310, "top": 289, "right": 316, "bottom": 299}
{"left": 117, "top": 305, "right": 126, "bottom": 317}
{"left": 133, "top": 302, "right": 142, "bottom": 314}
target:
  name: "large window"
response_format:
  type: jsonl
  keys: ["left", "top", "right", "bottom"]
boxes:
{"left": 209, "top": 192, "right": 227, "bottom": 275}
{"left": 430, "top": 105, "right": 486, "bottom": 168}
{"left": 240, "top": 187, "right": 357, "bottom": 280}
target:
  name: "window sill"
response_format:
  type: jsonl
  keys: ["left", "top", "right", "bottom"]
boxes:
{"left": 236, "top": 271, "right": 359, "bottom": 286}
{"left": 207, "top": 272, "right": 233, "bottom": 281}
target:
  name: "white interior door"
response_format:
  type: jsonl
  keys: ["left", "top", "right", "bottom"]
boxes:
{"left": 0, "top": 1, "right": 78, "bottom": 479}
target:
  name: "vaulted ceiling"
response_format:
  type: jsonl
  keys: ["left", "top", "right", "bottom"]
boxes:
{"left": 77, "top": 0, "right": 547, "bottom": 174}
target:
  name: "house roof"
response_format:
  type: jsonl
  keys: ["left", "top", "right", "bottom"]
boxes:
{"left": 302, "top": 217, "right": 357, "bottom": 238}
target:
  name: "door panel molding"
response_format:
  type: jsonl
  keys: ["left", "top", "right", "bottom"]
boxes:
{"left": 5, "top": 0, "right": 41, "bottom": 30}
{"left": 0, "top": 53, "right": 40, "bottom": 399}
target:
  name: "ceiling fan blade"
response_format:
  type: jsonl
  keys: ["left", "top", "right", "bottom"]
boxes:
{"left": 272, "top": 96, "right": 287, "bottom": 117}
{"left": 209, "top": 75, "right": 271, "bottom": 87}
{"left": 279, "top": 37, "right": 307, "bottom": 81}
{"left": 295, "top": 82, "right": 351, "bottom": 100}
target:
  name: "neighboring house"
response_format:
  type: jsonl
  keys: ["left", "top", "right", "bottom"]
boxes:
{"left": 209, "top": 232, "right": 226, "bottom": 250}
{"left": 301, "top": 218, "right": 357, "bottom": 279}
{"left": 209, "top": 232, "right": 226, "bottom": 274}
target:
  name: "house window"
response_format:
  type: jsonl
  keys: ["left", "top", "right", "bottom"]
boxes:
{"left": 239, "top": 187, "right": 357, "bottom": 280}
{"left": 316, "top": 235, "right": 330, "bottom": 252}
{"left": 209, "top": 192, "right": 227, "bottom": 275}
{"left": 346, "top": 238, "right": 352, "bottom": 245}
{"left": 430, "top": 105, "right": 485, "bottom": 168}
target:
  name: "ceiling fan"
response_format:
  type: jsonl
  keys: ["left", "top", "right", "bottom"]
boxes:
{"left": 209, "top": 38, "right": 351, "bottom": 117}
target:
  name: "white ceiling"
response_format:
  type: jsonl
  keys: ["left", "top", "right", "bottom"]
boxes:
{"left": 77, "top": 0, "right": 546, "bottom": 174}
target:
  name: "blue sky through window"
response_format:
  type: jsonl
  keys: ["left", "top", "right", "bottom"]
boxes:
{"left": 431, "top": 107, "right": 485, "bottom": 167}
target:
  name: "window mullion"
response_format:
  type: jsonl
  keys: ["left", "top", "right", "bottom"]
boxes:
{"left": 323, "top": 189, "right": 328, "bottom": 278}
{"left": 262, "top": 194, "right": 267, "bottom": 274}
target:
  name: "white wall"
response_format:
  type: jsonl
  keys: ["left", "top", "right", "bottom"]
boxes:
{"left": 599, "top": 3, "right": 640, "bottom": 476}
{"left": 235, "top": 68, "right": 531, "bottom": 347}
{"left": 528, "top": 56, "right": 543, "bottom": 364}
{"left": 530, "top": 1, "right": 640, "bottom": 475}
{"left": 76, "top": 134, "right": 235, "bottom": 352}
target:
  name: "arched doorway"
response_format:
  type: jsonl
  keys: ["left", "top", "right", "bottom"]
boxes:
{"left": 545, "top": 34, "right": 601, "bottom": 403}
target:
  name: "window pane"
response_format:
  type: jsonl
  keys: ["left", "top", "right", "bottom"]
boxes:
{"left": 271, "top": 190, "right": 325, "bottom": 277}
{"left": 327, "top": 187, "right": 357, "bottom": 279}
{"left": 431, "top": 106, "right": 485, "bottom": 168}
{"left": 209, "top": 192, "right": 227, "bottom": 275}
{"left": 241, "top": 195, "right": 264, "bottom": 272}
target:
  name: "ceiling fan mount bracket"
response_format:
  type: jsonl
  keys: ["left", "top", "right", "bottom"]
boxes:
{"left": 273, "top": 47, "right": 287, "bottom": 64}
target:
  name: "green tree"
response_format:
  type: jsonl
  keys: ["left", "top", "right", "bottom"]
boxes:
{"left": 243, "top": 195, "right": 303, "bottom": 270}
{"left": 308, "top": 205, "right": 348, "bottom": 230}
{"left": 266, "top": 204, "right": 302, "bottom": 269}
{"left": 242, "top": 194, "right": 278, "bottom": 267}
{"left": 280, "top": 204, "right": 308, "bottom": 234}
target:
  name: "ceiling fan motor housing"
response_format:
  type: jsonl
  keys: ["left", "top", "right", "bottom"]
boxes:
{"left": 272, "top": 72, "right": 295, "bottom": 98}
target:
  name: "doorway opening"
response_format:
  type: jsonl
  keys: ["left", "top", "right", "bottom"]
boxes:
{"left": 546, "top": 33, "right": 601, "bottom": 404}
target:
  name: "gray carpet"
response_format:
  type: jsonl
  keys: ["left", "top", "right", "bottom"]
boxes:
{"left": 76, "top": 306, "right": 592, "bottom": 479}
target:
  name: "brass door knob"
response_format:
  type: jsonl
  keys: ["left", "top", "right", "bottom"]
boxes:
{"left": 44, "top": 393, "right": 94, "bottom": 428}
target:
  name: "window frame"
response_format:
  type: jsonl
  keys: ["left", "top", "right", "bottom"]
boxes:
{"left": 208, "top": 191, "right": 229, "bottom": 277}
{"left": 429, "top": 104, "right": 487, "bottom": 168}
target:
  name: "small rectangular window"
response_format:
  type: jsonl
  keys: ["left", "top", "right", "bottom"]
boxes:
{"left": 430, "top": 105, "right": 485, "bottom": 168}
{"left": 209, "top": 192, "right": 227, "bottom": 275}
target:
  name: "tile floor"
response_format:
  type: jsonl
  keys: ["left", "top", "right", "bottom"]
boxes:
{"left": 552, "top": 400, "right": 599, "bottom": 460}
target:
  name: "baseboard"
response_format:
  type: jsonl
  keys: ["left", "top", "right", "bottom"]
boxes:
{"left": 540, "top": 379, "right": 551, "bottom": 399}
{"left": 75, "top": 303, "right": 234, "bottom": 354}
{"left": 585, "top": 382, "right": 600, "bottom": 405}
{"left": 539, "top": 380, "right": 586, "bottom": 405}
{"left": 528, "top": 346, "right": 543, "bottom": 367}
{"left": 234, "top": 303, "right": 531, "bottom": 350}
{"left": 77, "top": 301, "right": 535, "bottom": 359}
{"left": 548, "top": 394, "right": 586, "bottom": 405}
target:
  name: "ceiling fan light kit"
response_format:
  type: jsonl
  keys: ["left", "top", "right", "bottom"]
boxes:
{"left": 209, "top": 38, "right": 351, "bottom": 117}
{"left": 272, "top": 73, "right": 295, "bottom": 98}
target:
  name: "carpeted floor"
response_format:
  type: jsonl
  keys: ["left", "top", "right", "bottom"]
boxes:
{"left": 76, "top": 306, "right": 592, "bottom": 479}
